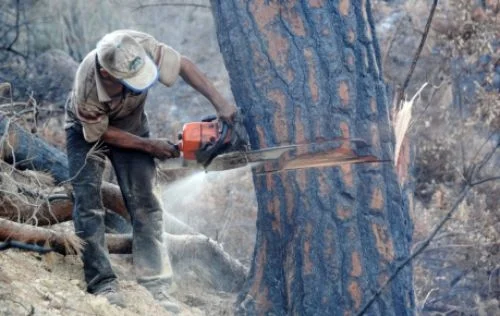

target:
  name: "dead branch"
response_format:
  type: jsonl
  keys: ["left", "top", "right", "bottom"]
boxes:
{"left": 0, "top": 240, "right": 52, "bottom": 253}
{"left": 0, "top": 195, "right": 72, "bottom": 226}
{"left": 167, "top": 233, "right": 247, "bottom": 292}
{"left": 0, "top": 182, "right": 195, "bottom": 235}
{"left": 0, "top": 0, "right": 27, "bottom": 58}
{"left": 396, "top": 0, "right": 439, "bottom": 110}
{"left": 471, "top": 176, "right": 500, "bottom": 186}
{"left": 0, "top": 114, "right": 69, "bottom": 183}
{"left": 5, "top": 0, "right": 21, "bottom": 50}
{"left": 0, "top": 218, "right": 82, "bottom": 255}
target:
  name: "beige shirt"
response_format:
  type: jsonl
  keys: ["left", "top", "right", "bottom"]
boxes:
{"left": 65, "top": 30, "right": 182, "bottom": 142}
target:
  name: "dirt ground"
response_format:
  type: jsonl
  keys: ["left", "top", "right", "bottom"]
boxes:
{"left": 0, "top": 249, "right": 237, "bottom": 316}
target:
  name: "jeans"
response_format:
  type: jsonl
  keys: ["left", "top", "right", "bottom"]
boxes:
{"left": 66, "top": 125, "right": 171, "bottom": 294}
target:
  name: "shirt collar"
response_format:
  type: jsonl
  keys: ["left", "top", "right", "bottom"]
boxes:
{"left": 94, "top": 52, "right": 112, "bottom": 103}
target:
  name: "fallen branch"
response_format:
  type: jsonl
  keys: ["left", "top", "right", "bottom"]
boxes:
{"left": 0, "top": 195, "right": 72, "bottom": 226}
{"left": 0, "top": 183, "right": 195, "bottom": 234}
{"left": 165, "top": 233, "right": 247, "bottom": 292}
{"left": 0, "top": 114, "right": 69, "bottom": 183}
{"left": 0, "top": 218, "right": 82, "bottom": 255}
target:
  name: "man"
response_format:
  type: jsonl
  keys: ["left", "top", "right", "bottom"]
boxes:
{"left": 64, "top": 30, "right": 237, "bottom": 310}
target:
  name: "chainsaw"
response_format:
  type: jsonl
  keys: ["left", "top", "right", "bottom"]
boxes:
{"left": 160, "top": 115, "right": 381, "bottom": 174}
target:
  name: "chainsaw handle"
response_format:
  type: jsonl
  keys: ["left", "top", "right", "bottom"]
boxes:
{"left": 215, "top": 120, "right": 230, "bottom": 147}
{"left": 195, "top": 120, "right": 231, "bottom": 168}
{"left": 201, "top": 114, "right": 217, "bottom": 122}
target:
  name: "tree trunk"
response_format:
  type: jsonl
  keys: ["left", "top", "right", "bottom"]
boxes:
{"left": 211, "top": 1, "right": 413, "bottom": 315}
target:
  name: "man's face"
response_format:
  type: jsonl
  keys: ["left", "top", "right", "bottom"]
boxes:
{"left": 98, "top": 67, "right": 146, "bottom": 95}
{"left": 99, "top": 68, "right": 121, "bottom": 83}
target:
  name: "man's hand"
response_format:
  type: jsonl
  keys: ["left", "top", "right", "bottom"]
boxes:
{"left": 102, "top": 127, "right": 180, "bottom": 159}
{"left": 147, "top": 139, "right": 180, "bottom": 160}
{"left": 217, "top": 104, "right": 238, "bottom": 124}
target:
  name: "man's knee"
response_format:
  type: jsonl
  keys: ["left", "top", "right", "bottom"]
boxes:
{"left": 73, "top": 180, "right": 101, "bottom": 199}
{"left": 72, "top": 183, "right": 104, "bottom": 216}
{"left": 124, "top": 189, "right": 162, "bottom": 212}
{"left": 134, "top": 206, "right": 162, "bottom": 230}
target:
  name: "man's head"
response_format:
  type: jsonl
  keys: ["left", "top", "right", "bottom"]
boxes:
{"left": 96, "top": 32, "right": 158, "bottom": 92}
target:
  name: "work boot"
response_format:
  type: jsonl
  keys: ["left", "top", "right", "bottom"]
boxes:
{"left": 151, "top": 289, "right": 181, "bottom": 314}
{"left": 140, "top": 278, "right": 180, "bottom": 313}
{"left": 94, "top": 287, "right": 126, "bottom": 308}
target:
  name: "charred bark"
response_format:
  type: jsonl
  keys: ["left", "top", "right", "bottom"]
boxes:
{"left": 211, "top": 1, "right": 413, "bottom": 315}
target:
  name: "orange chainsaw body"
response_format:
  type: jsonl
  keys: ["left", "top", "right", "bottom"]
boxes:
{"left": 178, "top": 121, "right": 221, "bottom": 160}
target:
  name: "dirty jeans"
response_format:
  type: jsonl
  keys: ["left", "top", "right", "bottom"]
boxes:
{"left": 66, "top": 125, "right": 171, "bottom": 294}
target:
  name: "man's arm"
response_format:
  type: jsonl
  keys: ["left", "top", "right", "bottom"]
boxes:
{"left": 101, "top": 126, "right": 179, "bottom": 160}
{"left": 179, "top": 56, "right": 237, "bottom": 122}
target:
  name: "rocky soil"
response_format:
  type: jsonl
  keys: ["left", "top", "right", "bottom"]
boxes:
{"left": 0, "top": 249, "right": 237, "bottom": 316}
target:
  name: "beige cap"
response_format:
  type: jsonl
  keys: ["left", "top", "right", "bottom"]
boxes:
{"left": 96, "top": 32, "right": 158, "bottom": 92}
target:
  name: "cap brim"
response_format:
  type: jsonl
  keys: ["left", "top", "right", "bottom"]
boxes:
{"left": 120, "top": 56, "right": 158, "bottom": 92}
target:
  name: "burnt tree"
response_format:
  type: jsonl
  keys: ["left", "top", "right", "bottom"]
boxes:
{"left": 211, "top": 1, "right": 414, "bottom": 315}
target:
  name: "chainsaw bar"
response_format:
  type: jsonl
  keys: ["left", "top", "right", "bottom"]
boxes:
{"left": 158, "top": 145, "right": 296, "bottom": 171}
{"left": 206, "top": 145, "right": 297, "bottom": 171}
{"left": 158, "top": 138, "right": 384, "bottom": 173}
